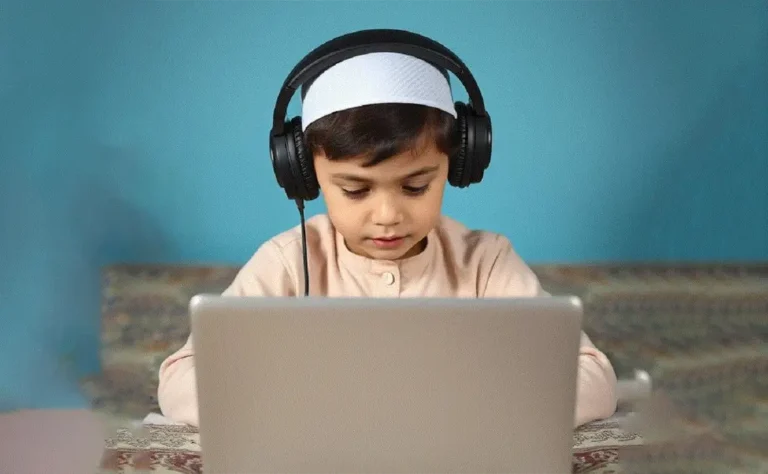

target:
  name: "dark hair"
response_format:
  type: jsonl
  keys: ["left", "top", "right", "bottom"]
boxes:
{"left": 304, "top": 103, "right": 458, "bottom": 167}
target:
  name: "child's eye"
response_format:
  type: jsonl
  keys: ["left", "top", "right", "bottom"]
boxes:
{"left": 342, "top": 188, "right": 369, "bottom": 199}
{"left": 403, "top": 184, "right": 429, "bottom": 196}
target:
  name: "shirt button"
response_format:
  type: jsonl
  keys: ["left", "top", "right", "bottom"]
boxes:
{"left": 381, "top": 272, "right": 395, "bottom": 286}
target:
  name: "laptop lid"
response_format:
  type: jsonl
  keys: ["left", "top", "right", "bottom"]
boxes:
{"left": 191, "top": 295, "right": 582, "bottom": 473}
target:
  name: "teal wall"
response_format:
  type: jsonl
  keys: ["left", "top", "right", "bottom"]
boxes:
{"left": 1, "top": 0, "right": 766, "bottom": 408}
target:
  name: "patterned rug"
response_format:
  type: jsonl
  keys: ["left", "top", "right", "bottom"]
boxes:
{"left": 81, "top": 262, "right": 768, "bottom": 472}
{"left": 98, "top": 418, "right": 642, "bottom": 473}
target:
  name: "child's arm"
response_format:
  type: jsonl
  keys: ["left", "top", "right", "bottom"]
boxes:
{"left": 157, "top": 240, "right": 296, "bottom": 426}
{"left": 481, "top": 235, "right": 618, "bottom": 427}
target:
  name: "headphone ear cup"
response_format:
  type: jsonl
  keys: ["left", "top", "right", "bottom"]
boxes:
{"left": 269, "top": 117, "right": 320, "bottom": 201}
{"left": 448, "top": 102, "right": 469, "bottom": 187}
{"left": 290, "top": 117, "right": 320, "bottom": 200}
{"left": 270, "top": 124, "right": 299, "bottom": 200}
{"left": 468, "top": 105, "right": 492, "bottom": 185}
{"left": 448, "top": 101, "right": 492, "bottom": 188}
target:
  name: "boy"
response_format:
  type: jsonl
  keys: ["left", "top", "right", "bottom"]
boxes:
{"left": 158, "top": 50, "right": 617, "bottom": 428}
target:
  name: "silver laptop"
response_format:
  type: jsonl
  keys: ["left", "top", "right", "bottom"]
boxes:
{"left": 190, "top": 295, "right": 583, "bottom": 473}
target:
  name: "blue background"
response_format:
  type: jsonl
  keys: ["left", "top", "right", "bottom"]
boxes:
{"left": 1, "top": 0, "right": 766, "bottom": 408}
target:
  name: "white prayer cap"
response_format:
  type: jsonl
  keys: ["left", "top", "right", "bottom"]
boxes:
{"left": 300, "top": 52, "right": 456, "bottom": 131}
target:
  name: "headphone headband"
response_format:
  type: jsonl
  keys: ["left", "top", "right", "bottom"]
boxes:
{"left": 271, "top": 29, "right": 487, "bottom": 135}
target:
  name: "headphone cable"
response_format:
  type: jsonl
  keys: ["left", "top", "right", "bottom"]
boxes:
{"left": 295, "top": 199, "right": 309, "bottom": 296}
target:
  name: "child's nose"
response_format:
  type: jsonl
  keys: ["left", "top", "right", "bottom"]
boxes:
{"left": 372, "top": 194, "right": 403, "bottom": 227}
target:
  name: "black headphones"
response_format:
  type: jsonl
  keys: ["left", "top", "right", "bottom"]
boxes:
{"left": 269, "top": 28, "right": 493, "bottom": 202}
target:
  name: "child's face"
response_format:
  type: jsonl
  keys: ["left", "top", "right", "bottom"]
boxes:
{"left": 314, "top": 137, "right": 449, "bottom": 260}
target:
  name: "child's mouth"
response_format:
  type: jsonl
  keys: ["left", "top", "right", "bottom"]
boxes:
{"left": 371, "top": 236, "right": 406, "bottom": 249}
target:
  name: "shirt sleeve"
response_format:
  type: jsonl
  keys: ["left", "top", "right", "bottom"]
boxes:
{"left": 481, "top": 234, "right": 618, "bottom": 427}
{"left": 157, "top": 240, "right": 296, "bottom": 426}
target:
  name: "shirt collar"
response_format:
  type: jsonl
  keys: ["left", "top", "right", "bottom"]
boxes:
{"left": 335, "top": 228, "right": 437, "bottom": 277}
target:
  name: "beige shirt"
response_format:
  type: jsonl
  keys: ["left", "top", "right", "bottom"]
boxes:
{"left": 158, "top": 214, "right": 617, "bottom": 427}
